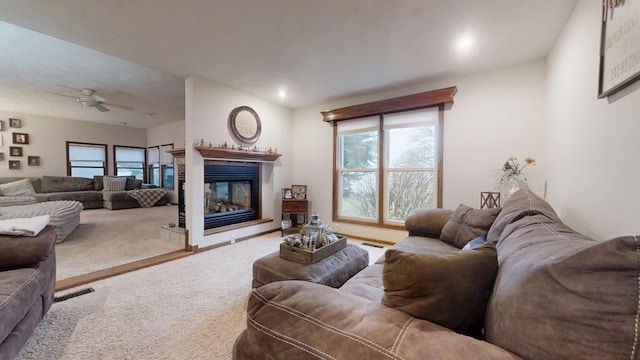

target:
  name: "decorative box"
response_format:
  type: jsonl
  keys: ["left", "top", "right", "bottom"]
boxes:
{"left": 280, "top": 236, "right": 347, "bottom": 264}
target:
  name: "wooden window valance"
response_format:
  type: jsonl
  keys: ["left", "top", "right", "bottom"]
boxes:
{"left": 321, "top": 86, "right": 457, "bottom": 123}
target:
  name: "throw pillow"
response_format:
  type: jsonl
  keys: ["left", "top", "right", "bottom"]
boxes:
{"left": 0, "top": 178, "right": 37, "bottom": 197}
{"left": 440, "top": 204, "right": 501, "bottom": 248}
{"left": 102, "top": 176, "right": 127, "bottom": 191}
{"left": 382, "top": 243, "right": 498, "bottom": 337}
{"left": 404, "top": 208, "right": 453, "bottom": 238}
{"left": 125, "top": 176, "right": 139, "bottom": 191}
{"left": 93, "top": 175, "right": 104, "bottom": 191}
{"left": 462, "top": 235, "right": 486, "bottom": 250}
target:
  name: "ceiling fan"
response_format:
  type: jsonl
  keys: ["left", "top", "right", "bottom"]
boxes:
{"left": 47, "top": 86, "right": 134, "bottom": 112}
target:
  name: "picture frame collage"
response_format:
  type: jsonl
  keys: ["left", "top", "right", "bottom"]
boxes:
{"left": 0, "top": 118, "right": 41, "bottom": 169}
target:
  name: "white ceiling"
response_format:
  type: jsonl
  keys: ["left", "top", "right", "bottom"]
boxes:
{"left": 0, "top": 0, "right": 578, "bottom": 129}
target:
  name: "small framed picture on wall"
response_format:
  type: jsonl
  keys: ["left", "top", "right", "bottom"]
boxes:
{"left": 10, "top": 146, "right": 22, "bottom": 157}
{"left": 9, "top": 118, "right": 21, "bottom": 128}
{"left": 28, "top": 156, "right": 40, "bottom": 166}
{"left": 12, "top": 132, "right": 29, "bottom": 144}
{"left": 9, "top": 160, "right": 20, "bottom": 169}
{"left": 0, "top": 120, "right": 5, "bottom": 131}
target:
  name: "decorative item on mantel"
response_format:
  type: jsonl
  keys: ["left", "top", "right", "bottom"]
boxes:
{"left": 495, "top": 156, "right": 536, "bottom": 202}
{"left": 280, "top": 213, "right": 346, "bottom": 264}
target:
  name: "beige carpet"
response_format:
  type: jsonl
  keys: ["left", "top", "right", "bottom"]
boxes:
{"left": 16, "top": 235, "right": 386, "bottom": 360}
{"left": 56, "top": 205, "right": 182, "bottom": 280}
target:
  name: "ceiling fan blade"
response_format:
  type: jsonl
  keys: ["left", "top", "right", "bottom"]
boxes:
{"left": 93, "top": 103, "right": 110, "bottom": 112}
{"left": 57, "top": 84, "right": 84, "bottom": 92}
{"left": 101, "top": 102, "right": 134, "bottom": 111}
{"left": 45, "top": 91, "right": 79, "bottom": 99}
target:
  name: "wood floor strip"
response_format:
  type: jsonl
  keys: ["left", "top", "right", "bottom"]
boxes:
{"left": 55, "top": 250, "right": 192, "bottom": 291}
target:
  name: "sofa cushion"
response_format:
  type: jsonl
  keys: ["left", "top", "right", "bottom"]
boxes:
{"left": 0, "top": 267, "right": 48, "bottom": 344}
{"left": 485, "top": 189, "right": 640, "bottom": 360}
{"left": 103, "top": 176, "right": 127, "bottom": 191}
{"left": 404, "top": 208, "right": 453, "bottom": 238}
{"left": 0, "top": 226, "right": 55, "bottom": 270}
{"left": 0, "top": 196, "right": 37, "bottom": 207}
{"left": 93, "top": 175, "right": 104, "bottom": 191}
{"left": 339, "top": 263, "right": 385, "bottom": 303}
{"left": 246, "top": 281, "right": 521, "bottom": 360}
{"left": 41, "top": 176, "right": 94, "bottom": 193}
{"left": 486, "top": 188, "right": 561, "bottom": 243}
{"left": 45, "top": 191, "right": 103, "bottom": 203}
{"left": 381, "top": 243, "right": 498, "bottom": 337}
{"left": 440, "top": 204, "right": 500, "bottom": 248}
{"left": 0, "top": 177, "right": 42, "bottom": 193}
{"left": 125, "top": 177, "right": 143, "bottom": 190}
{"left": 0, "top": 179, "right": 36, "bottom": 197}
{"left": 376, "top": 235, "right": 458, "bottom": 265}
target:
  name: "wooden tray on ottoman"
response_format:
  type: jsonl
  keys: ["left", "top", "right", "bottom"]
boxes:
{"left": 280, "top": 236, "right": 347, "bottom": 264}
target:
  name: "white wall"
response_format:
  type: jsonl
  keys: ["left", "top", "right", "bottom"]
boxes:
{"left": 546, "top": 0, "right": 640, "bottom": 239}
{"left": 0, "top": 111, "right": 146, "bottom": 177}
{"left": 292, "top": 60, "right": 548, "bottom": 243}
{"left": 185, "top": 76, "right": 293, "bottom": 248}
{"left": 147, "top": 120, "right": 185, "bottom": 203}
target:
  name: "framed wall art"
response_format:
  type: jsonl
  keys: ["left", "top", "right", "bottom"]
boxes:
{"left": 9, "top": 118, "right": 21, "bottom": 128}
{"left": 0, "top": 120, "right": 4, "bottom": 131}
{"left": 228, "top": 106, "right": 261, "bottom": 145}
{"left": 12, "top": 132, "right": 29, "bottom": 144}
{"left": 599, "top": 0, "right": 640, "bottom": 98}
{"left": 28, "top": 156, "right": 40, "bottom": 166}
{"left": 9, "top": 160, "right": 20, "bottom": 169}
{"left": 9, "top": 146, "right": 22, "bottom": 157}
{"left": 0, "top": 153, "right": 4, "bottom": 161}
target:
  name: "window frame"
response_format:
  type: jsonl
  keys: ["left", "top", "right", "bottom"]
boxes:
{"left": 324, "top": 86, "right": 456, "bottom": 230}
{"left": 147, "top": 143, "right": 174, "bottom": 189}
{"left": 113, "top": 145, "right": 146, "bottom": 181}
{"left": 66, "top": 141, "right": 107, "bottom": 177}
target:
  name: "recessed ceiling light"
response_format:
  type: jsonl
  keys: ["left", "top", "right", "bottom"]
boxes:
{"left": 456, "top": 34, "right": 475, "bottom": 51}
{"left": 278, "top": 89, "right": 287, "bottom": 99}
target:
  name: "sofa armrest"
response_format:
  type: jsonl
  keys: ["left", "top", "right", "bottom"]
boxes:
{"left": 0, "top": 226, "right": 55, "bottom": 269}
{"left": 241, "top": 281, "right": 521, "bottom": 360}
{"left": 404, "top": 208, "right": 453, "bottom": 238}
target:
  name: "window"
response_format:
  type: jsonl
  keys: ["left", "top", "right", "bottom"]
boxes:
{"left": 147, "top": 144, "right": 174, "bottom": 188}
{"left": 325, "top": 86, "right": 455, "bottom": 229}
{"left": 336, "top": 108, "right": 439, "bottom": 225}
{"left": 66, "top": 142, "right": 107, "bottom": 177}
{"left": 114, "top": 146, "right": 145, "bottom": 180}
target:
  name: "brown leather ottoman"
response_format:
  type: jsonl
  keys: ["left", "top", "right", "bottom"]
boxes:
{"left": 252, "top": 243, "right": 369, "bottom": 288}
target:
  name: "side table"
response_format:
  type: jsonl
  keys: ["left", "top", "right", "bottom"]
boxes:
{"left": 252, "top": 243, "right": 369, "bottom": 288}
{"left": 281, "top": 199, "right": 308, "bottom": 236}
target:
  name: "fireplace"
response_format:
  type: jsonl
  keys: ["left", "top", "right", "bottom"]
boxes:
{"left": 203, "top": 162, "right": 259, "bottom": 230}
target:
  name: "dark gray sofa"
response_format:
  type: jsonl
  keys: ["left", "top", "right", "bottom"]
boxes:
{"left": 0, "top": 226, "right": 56, "bottom": 360}
{"left": 234, "top": 189, "right": 639, "bottom": 359}
{"left": 0, "top": 176, "right": 168, "bottom": 210}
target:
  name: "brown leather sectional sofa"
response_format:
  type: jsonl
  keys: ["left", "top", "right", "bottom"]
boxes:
{"left": 0, "top": 226, "right": 56, "bottom": 360}
{"left": 234, "top": 189, "right": 638, "bottom": 359}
